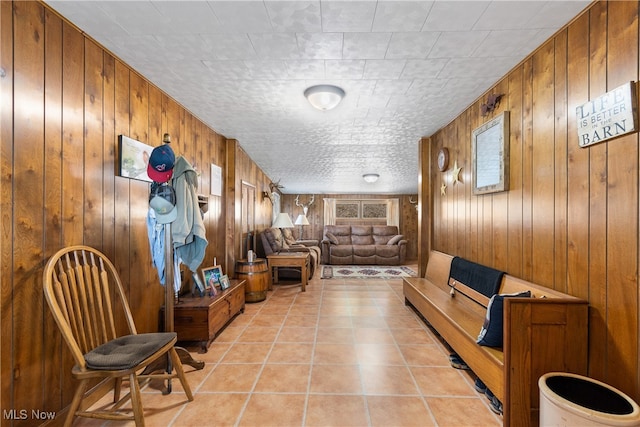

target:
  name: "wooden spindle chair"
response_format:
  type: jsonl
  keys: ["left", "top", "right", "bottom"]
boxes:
{"left": 43, "top": 245, "right": 193, "bottom": 426}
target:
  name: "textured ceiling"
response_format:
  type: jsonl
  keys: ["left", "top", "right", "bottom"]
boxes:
{"left": 44, "top": 0, "right": 590, "bottom": 195}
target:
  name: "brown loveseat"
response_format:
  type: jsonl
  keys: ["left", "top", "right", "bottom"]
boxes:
{"left": 258, "top": 227, "right": 320, "bottom": 279}
{"left": 321, "top": 225, "right": 407, "bottom": 265}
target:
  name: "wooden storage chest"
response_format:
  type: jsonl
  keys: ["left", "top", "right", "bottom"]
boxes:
{"left": 169, "top": 279, "right": 245, "bottom": 352}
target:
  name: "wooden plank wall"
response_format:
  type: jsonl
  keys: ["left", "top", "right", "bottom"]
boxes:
{"left": 228, "top": 141, "right": 277, "bottom": 269}
{"left": 427, "top": 0, "right": 640, "bottom": 401}
{"left": 280, "top": 193, "right": 419, "bottom": 261}
{"left": 0, "top": 2, "right": 270, "bottom": 423}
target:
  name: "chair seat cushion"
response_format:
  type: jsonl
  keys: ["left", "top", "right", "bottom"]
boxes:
{"left": 84, "top": 332, "right": 176, "bottom": 370}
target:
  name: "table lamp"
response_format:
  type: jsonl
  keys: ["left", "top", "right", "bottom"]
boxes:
{"left": 272, "top": 212, "right": 294, "bottom": 229}
{"left": 294, "top": 214, "right": 310, "bottom": 239}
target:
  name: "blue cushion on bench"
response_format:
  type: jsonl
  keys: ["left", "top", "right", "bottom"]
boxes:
{"left": 450, "top": 256, "right": 504, "bottom": 298}
{"left": 477, "top": 291, "right": 531, "bottom": 347}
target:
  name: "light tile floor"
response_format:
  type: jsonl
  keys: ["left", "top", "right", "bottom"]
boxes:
{"left": 79, "top": 267, "right": 502, "bottom": 426}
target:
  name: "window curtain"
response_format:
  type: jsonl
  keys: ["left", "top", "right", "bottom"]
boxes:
{"left": 324, "top": 198, "right": 336, "bottom": 225}
{"left": 387, "top": 198, "right": 399, "bottom": 227}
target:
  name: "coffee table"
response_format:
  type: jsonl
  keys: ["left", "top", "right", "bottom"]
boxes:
{"left": 267, "top": 252, "right": 310, "bottom": 292}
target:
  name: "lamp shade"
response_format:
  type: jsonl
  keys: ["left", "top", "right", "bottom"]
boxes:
{"left": 304, "top": 85, "right": 345, "bottom": 111}
{"left": 294, "top": 214, "right": 310, "bottom": 226}
{"left": 272, "top": 213, "right": 294, "bottom": 228}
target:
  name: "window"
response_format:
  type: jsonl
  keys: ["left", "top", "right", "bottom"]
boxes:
{"left": 327, "top": 199, "right": 398, "bottom": 226}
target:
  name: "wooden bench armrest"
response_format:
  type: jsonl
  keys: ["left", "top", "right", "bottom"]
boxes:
{"left": 504, "top": 298, "right": 588, "bottom": 426}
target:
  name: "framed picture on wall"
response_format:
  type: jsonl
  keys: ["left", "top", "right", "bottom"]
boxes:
{"left": 361, "top": 201, "right": 387, "bottom": 219}
{"left": 472, "top": 111, "right": 510, "bottom": 195}
{"left": 336, "top": 201, "right": 360, "bottom": 218}
{"left": 211, "top": 163, "right": 222, "bottom": 196}
{"left": 118, "top": 135, "right": 154, "bottom": 182}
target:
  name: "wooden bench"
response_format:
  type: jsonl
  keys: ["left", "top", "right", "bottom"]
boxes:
{"left": 403, "top": 250, "right": 588, "bottom": 426}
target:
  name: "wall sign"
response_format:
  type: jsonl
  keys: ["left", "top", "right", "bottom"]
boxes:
{"left": 576, "top": 81, "right": 638, "bottom": 148}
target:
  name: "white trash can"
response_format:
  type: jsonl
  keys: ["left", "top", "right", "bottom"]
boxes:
{"left": 539, "top": 372, "right": 640, "bottom": 426}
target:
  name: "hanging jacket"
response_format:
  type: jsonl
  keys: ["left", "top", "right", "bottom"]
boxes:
{"left": 171, "top": 156, "right": 208, "bottom": 272}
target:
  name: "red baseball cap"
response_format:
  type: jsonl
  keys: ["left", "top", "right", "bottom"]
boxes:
{"left": 147, "top": 144, "right": 175, "bottom": 183}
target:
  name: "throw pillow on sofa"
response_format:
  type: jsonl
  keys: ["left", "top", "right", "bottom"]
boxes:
{"left": 282, "top": 228, "right": 297, "bottom": 246}
{"left": 387, "top": 235, "right": 404, "bottom": 245}
{"left": 477, "top": 290, "right": 531, "bottom": 347}
{"left": 326, "top": 232, "right": 339, "bottom": 245}
{"left": 264, "top": 227, "right": 288, "bottom": 251}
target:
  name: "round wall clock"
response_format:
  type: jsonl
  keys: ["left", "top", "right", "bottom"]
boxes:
{"left": 437, "top": 148, "right": 449, "bottom": 172}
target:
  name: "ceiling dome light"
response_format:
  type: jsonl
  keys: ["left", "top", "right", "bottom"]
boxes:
{"left": 363, "top": 173, "right": 379, "bottom": 183}
{"left": 304, "top": 85, "right": 345, "bottom": 111}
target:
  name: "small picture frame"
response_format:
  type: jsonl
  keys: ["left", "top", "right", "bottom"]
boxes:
{"left": 219, "top": 274, "right": 230, "bottom": 290}
{"left": 202, "top": 265, "right": 223, "bottom": 290}
{"left": 192, "top": 274, "right": 206, "bottom": 297}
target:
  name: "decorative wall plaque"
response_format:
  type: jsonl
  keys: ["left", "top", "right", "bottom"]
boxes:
{"left": 437, "top": 148, "right": 449, "bottom": 172}
{"left": 576, "top": 81, "right": 638, "bottom": 147}
{"left": 472, "top": 111, "right": 509, "bottom": 195}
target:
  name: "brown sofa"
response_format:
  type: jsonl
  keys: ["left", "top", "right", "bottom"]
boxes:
{"left": 321, "top": 225, "right": 407, "bottom": 265}
{"left": 258, "top": 227, "right": 320, "bottom": 279}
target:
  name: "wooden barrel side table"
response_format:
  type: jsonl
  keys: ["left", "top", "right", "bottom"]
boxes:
{"left": 235, "top": 258, "right": 269, "bottom": 302}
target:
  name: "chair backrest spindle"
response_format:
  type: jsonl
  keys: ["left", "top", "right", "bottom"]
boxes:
{"left": 88, "top": 252, "right": 108, "bottom": 343}
{"left": 98, "top": 256, "right": 118, "bottom": 338}
{"left": 75, "top": 250, "right": 96, "bottom": 351}
{"left": 64, "top": 253, "right": 88, "bottom": 352}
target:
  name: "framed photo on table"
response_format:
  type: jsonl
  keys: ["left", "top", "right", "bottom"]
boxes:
{"left": 202, "top": 265, "right": 223, "bottom": 290}
{"left": 219, "top": 274, "right": 231, "bottom": 290}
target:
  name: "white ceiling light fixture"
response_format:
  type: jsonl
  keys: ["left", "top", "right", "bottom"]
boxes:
{"left": 363, "top": 173, "right": 379, "bottom": 183}
{"left": 304, "top": 85, "right": 345, "bottom": 111}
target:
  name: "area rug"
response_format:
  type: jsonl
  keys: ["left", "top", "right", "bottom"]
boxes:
{"left": 321, "top": 265, "right": 416, "bottom": 279}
